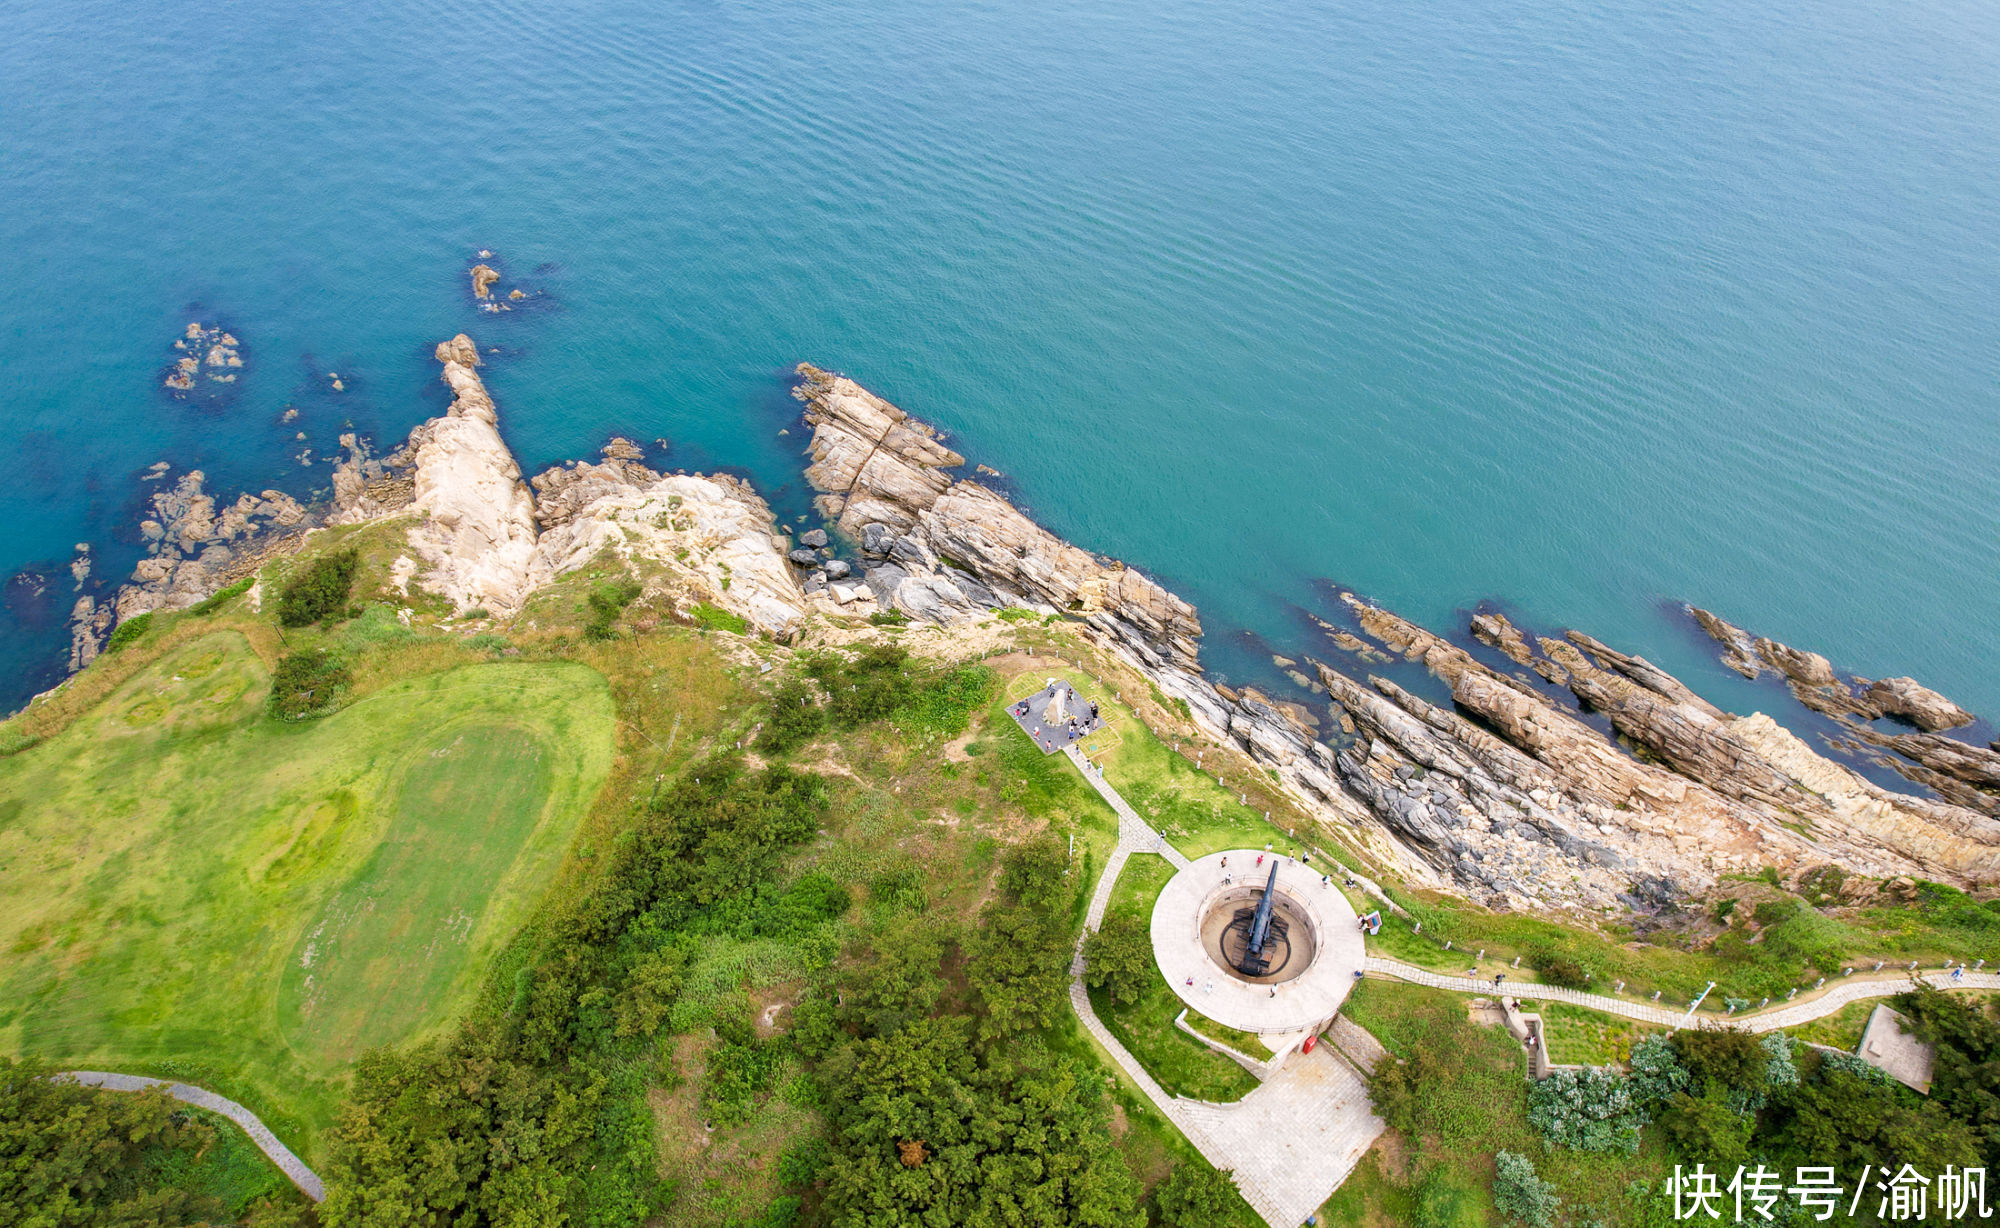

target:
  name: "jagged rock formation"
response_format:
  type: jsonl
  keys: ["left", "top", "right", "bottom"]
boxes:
{"left": 1689, "top": 606, "right": 1997, "bottom": 815}
{"left": 1860, "top": 677, "right": 1975, "bottom": 733}
{"left": 1348, "top": 604, "right": 2000, "bottom": 901}
{"left": 794, "top": 364, "right": 1201, "bottom": 673}
{"left": 108, "top": 336, "right": 806, "bottom": 650}
{"left": 99, "top": 345, "right": 2000, "bottom": 912}
{"left": 163, "top": 323, "right": 242, "bottom": 393}
{"left": 527, "top": 443, "right": 807, "bottom": 638}
{"left": 116, "top": 471, "right": 305, "bottom": 621}
{"left": 790, "top": 363, "right": 2000, "bottom": 907}
{"left": 402, "top": 337, "right": 541, "bottom": 615}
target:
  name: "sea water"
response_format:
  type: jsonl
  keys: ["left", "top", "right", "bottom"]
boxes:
{"left": 3, "top": 0, "right": 1996, "bottom": 716}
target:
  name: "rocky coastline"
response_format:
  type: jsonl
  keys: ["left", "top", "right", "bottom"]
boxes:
{"left": 83, "top": 349, "right": 2000, "bottom": 916}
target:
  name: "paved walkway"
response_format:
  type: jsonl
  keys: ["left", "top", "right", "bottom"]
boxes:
{"left": 1067, "top": 744, "right": 1190, "bottom": 872}
{"left": 62, "top": 1071, "right": 325, "bottom": 1202}
{"left": 1364, "top": 958, "right": 2000, "bottom": 1034}
{"left": 1064, "top": 746, "right": 1382, "bottom": 1227}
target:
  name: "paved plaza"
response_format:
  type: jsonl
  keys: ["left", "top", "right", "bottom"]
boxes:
{"left": 1152, "top": 849, "right": 1367, "bottom": 1036}
{"left": 1060, "top": 742, "right": 1383, "bottom": 1227}
{"left": 1007, "top": 678, "right": 1105, "bottom": 754}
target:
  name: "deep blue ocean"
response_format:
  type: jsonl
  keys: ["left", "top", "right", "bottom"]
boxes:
{"left": 3, "top": 0, "right": 1996, "bottom": 720}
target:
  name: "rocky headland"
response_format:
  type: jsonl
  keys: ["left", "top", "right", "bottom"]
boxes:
{"left": 91, "top": 350, "right": 2000, "bottom": 917}
{"left": 787, "top": 365, "right": 2000, "bottom": 912}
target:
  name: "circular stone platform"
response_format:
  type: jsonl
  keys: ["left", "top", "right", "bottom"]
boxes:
{"left": 1150, "top": 849, "right": 1367, "bottom": 1035}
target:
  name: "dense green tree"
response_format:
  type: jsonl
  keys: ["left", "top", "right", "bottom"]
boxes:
{"left": 276, "top": 548, "right": 360, "bottom": 627}
{"left": 846, "top": 919, "right": 949, "bottom": 1038}
{"left": 1491, "top": 1151, "right": 1560, "bottom": 1228}
{"left": 1153, "top": 1162, "right": 1237, "bottom": 1227}
{"left": 1084, "top": 913, "right": 1155, "bottom": 1007}
{"left": 816, "top": 1018, "right": 1142, "bottom": 1227}
{"left": 0, "top": 1057, "right": 225, "bottom": 1228}
{"left": 1654, "top": 1087, "right": 1753, "bottom": 1170}
{"left": 1669, "top": 1027, "right": 1767, "bottom": 1092}
{"left": 1762, "top": 1052, "right": 1981, "bottom": 1183}
{"left": 1894, "top": 985, "right": 2000, "bottom": 1164}
{"left": 966, "top": 838, "right": 1076, "bottom": 1039}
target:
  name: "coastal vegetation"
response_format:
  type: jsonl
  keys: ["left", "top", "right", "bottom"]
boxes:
{"left": 0, "top": 1056, "right": 306, "bottom": 1226}
{"left": 5, "top": 499, "right": 1998, "bottom": 1228}
{"left": 0, "top": 625, "right": 615, "bottom": 1156}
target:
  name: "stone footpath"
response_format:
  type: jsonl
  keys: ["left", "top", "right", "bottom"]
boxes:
{"left": 62, "top": 1071, "right": 324, "bottom": 1202}
{"left": 1364, "top": 958, "right": 2000, "bottom": 1033}
{"left": 1065, "top": 745, "right": 1383, "bottom": 1227}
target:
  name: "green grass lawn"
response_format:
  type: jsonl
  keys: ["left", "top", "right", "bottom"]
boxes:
{"left": 0, "top": 632, "right": 615, "bottom": 1159}
{"left": 1537, "top": 1002, "right": 1663, "bottom": 1067}
{"left": 1335, "top": 979, "right": 1672, "bottom": 1227}
{"left": 1183, "top": 1009, "right": 1265, "bottom": 1057}
{"left": 1088, "top": 850, "right": 1260, "bottom": 1103}
{"left": 1786, "top": 998, "right": 1874, "bottom": 1051}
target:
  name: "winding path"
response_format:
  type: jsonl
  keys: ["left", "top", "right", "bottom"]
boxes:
{"left": 1063, "top": 745, "right": 1383, "bottom": 1228}
{"left": 1363, "top": 957, "right": 2000, "bottom": 1033}
{"left": 1062, "top": 742, "right": 1991, "bottom": 1223}
{"left": 61, "top": 1072, "right": 324, "bottom": 1202}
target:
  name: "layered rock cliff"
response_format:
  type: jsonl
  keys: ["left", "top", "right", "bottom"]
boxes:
{"left": 1689, "top": 607, "right": 2000, "bottom": 817}
{"left": 794, "top": 364, "right": 1201, "bottom": 673}
{"left": 793, "top": 365, "right": 2000, "bottom": 909}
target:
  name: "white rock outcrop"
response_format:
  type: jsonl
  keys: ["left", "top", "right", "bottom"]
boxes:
{"left": 528, "top": 457, "right": 806, "bottom": 638}
{"left": 404, "top": 336, "right": 541, "bottom": 615}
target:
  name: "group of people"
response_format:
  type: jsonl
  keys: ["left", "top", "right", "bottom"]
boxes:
{"left": 1011, "top": 680, "right": 1104, "bottom": 751}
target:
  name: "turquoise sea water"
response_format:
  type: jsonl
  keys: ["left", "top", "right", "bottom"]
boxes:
{"left": 3, "top": 0, "right": 1997, "bottom": 717}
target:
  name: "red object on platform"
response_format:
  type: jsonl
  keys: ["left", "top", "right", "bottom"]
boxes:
{"left": 1302, "top": 1034, "right": 1317, "bottom": 1055}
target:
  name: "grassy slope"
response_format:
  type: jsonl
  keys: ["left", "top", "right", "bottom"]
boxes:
{"left": 1332, "top": 979, "right": 1672, "bottom": 1227}
{"left": 1092, "top": 851, "right": 1261, "bottom": 1103}
{"left": 0, "top": 631, "right": 615, "bottom": 1156}
{"left": 1537, "top": 1002, "right": 1664, "bottom": 1067}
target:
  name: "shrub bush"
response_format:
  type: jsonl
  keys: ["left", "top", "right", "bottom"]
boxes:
{"left": 761, "top": 679, "right": 825, "bottom": 753}
{"left": 1492, "top": 1151, "right": 1560, "bottom": 1228}
{"left": 276, "top": 548, "right": 360, "bottom": 627}
{"left": 1531, "top": 948, "right": 1590, "bottom": 989}
{"left": 105, "top": 612, "right": 153, "bottom": 653}
{"left": 1527, "top": 1067, "right": 1645, "bottom": 1154}
{"left": 688, "top": 602, "right": 749, "bottom": 634}
{"left": 584, "top": 578, "right": 643, "bottom": 640}
{"left": 188, "top": 576, "right": 254, "bottom": 616}
{"left": 268, "top": 648, "right": 351, "bottom": 719}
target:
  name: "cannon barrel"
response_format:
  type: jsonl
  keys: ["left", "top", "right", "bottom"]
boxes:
{"left": 1247, "top": 862, "right": 1279, "bottom": 955}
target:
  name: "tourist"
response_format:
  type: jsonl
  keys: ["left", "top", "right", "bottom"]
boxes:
{"left": 1256, "top": 854, "right": 1265, "bottom": 867}
{"left": 1321, "top": 874, "right": 1329, "bottom": 886}
{"left": 1220, "top": 856, "right": 1228, "bottom": 869}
